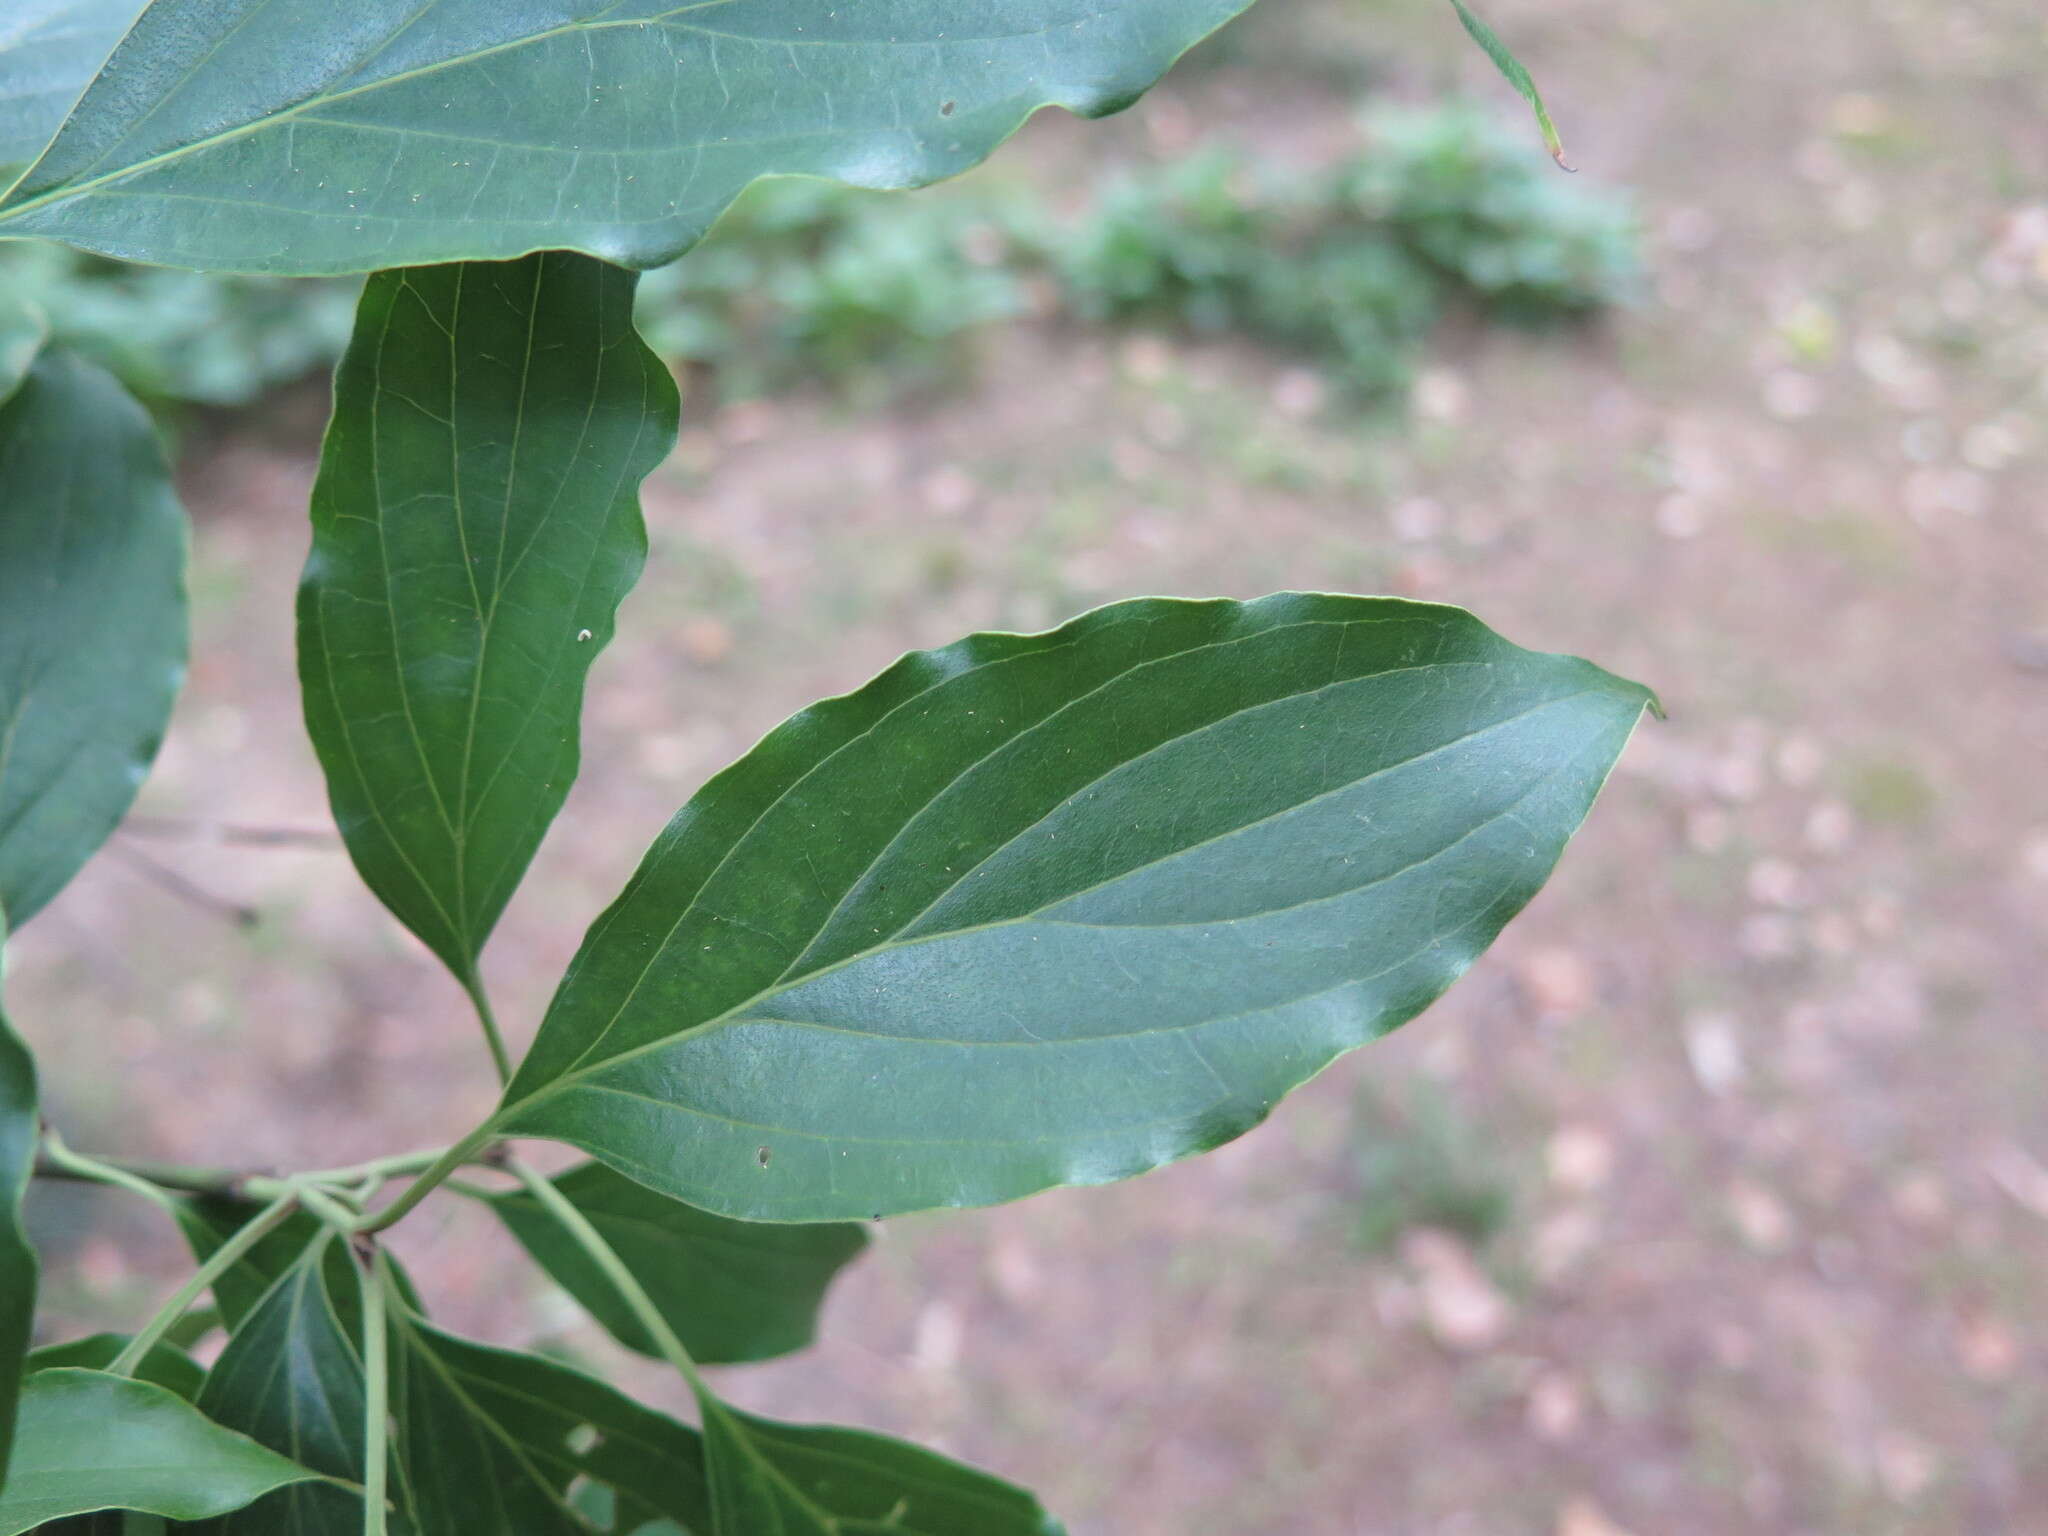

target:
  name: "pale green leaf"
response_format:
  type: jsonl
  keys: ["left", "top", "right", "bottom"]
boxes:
{"left": 0, "top": 0, "right": 142, "bottom": 184}
{"left": 0, "top": 1370, "right": 326, "bottom": 1535}
{"left": 0, "top": 1, "right": 1257, "bottom": 274}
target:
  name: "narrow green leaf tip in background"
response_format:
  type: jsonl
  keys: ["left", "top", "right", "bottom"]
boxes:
{"left": 0, "top": 349, "right": 188, "bottom": 930}
{"left": 0, "top": 299, "right": 46, "bottom": 404}
{"left": 0, "top": 914, "right": 36, "bottom": 1487}
{"left": 480, "top": 1161, "right": 867, "bottom": 1365}
{"left": 498, "top": 594, "right": 1654, "bottom": 1223}
{"left": 1447, "top": 0, "right": 1574, "bottom": 170}
{"left": 298, "top": 251, "right": 678, "bottom": 1037}
{"left": 0, "top": 1369, "right": 327, "bottom": 1534}
{"left": 0, "top": 0, "right": 1261, "bottom": 275}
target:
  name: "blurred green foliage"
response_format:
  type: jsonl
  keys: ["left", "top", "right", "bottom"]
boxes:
{"left": 1350, "top": 1081, "right": 1517, "bottom": 1254}
{"left": 0, "top": 104, "right": 1639, "bottom": 417}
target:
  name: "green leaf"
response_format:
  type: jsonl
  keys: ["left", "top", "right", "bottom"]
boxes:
{"left": 497, "top": 594, "right": 1653, "bottom": 1222}
{"left": 1445, "top": 0, "right": 1571, "bottom": 169}
{"left": 383, "top": 1306, "right": 712, "bottom": 1535}
{"left": 0, "top": 0, "right": 1258, "bottom": 275}
{"left": 23, "top": 1335, "right": 204, "bottom": 1403}
{"left": 0, "top": 0, "right": 141, "bottom": 183}
{"left": 479, "top": 1161, "right": 866, "bottom": 1365}
{"left": 693, "top": 1396, "right": 1061, "bottom": 1536}
{"left": 0, "top": 349, "right": 187, "bottom": 930}
{"left": 186, "top": 1235, "right": 373, "bottom": 1536}
{"left": 0, "top": 916, "right": 37, "bottom": 1485}
{"left": 0, "top": 298, "right": 45, "bottom": 404}
{"left": 298, "top": 252, "right": 677, "bottom": 1014}
{"left": 0, "top": 1369, "right": 326, "bottom": 1534}
{"left": 701, "top": 1402, "right": 833, "bottom": 1536}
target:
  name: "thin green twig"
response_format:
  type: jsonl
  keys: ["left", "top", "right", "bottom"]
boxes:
{"left": 358, "top": 1242, "right": 391, "bottom": 1536}
{"left": 503, "top": 1155, "right": 710, "bottom": 1394}
{"left": 108, "top": 1188, "right": 299, "bottom": 1376}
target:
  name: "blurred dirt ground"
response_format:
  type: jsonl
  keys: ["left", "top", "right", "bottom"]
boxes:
{"left": 12, "top": 0, "right": 2048, "bottom": 1531}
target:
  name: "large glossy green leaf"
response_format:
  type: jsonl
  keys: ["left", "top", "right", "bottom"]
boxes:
{"left": 0, "top": 1370, "right": 327, "bottom": 1534}
{"left": 497, "top": 594, "right": 1653, "bottom": 1222}
{"left": 23, "top": 1334, "right": 204, "bottom": 1403}
{"left": 299, "top": 252, "right": 676, "bottom": 1001}
{"left": 383, "top": 1305, "right": 712, "bottom": 1535}
{"left": 0, "top": 0, "right": 1256, "bottom": 275}
{"left": 187, "top": 1235, "right": 373, "bottom": 1536}
{"left": 479, "top": 1161, "right": 866, "bottom": 1365}
{"left": 0, "top": 917, "right": 35, "bottom": 1486}
{"left": 0, "top": 0, "right": 141, "bottom": 182}
{"left": 0, "top": 348, "right": 186, "bottom": 929}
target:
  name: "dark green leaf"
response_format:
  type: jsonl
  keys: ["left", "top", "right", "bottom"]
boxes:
{"left": 0, "top": 298, "right": 45, "bottom": 403}
{"left": 1446, "top": 0, "right": 1571, "bottom": 169}
{"left": 0, "top": 0, "right": 141, "bottom": 181}
{"left": 480, "top": 1161, "right": 866, "bottom": 1365}
{"left": 23, "top": 1335, "right": 204, "bottom": 1403}
{"left": 692, "top": 1395, "right": 1060, "bottom": 1536}
{"left": 0, "top": 349, "right": 186, "bottom": 929}
{"left": 299, "top": 252, "right": 676, "bottom": 1000}
{"left": 0, "top": 917, "right": 36, "bottom": 1484}
{"left": 186, "top": 1235, "right": 372, "bottom": 1536}
{"left": 498, "top": 595, "right": 1653, "bottom": 1222}
{"left": 0, "top": 1, "right": 1256, "bottom": 274}
{"left": 384, "top": 1306, "right": 711, "bottom": 1535}
{"left": 701, "top": 1402, "right": 832, "bottom": 1536}
{"left": 0, "top": 1370, "right": 326, "bottom": 1534}
{"left": 175, "top": 1195, "right": 423, "bottom": 1339}
{"left": 173, "top": 1197, "right": 341, "bottom": 1335}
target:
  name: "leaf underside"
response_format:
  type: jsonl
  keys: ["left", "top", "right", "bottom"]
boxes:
{"left": 497, "top": 594, "right": 1652, "bottom": 1222}
{"left": 0, "top": 0, "right": 1258, "bottom": 275}
{"left": 298, "top": 251, "right": 677, "bottom": 988}
{"left": 0, "top": 0, "right": 141, "bottom": 183}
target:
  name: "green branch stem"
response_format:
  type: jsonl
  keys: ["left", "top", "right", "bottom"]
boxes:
{"left": 359, "top": 1244, "right": 392, "bottom": 1536}
{"left": 462, "top": 972, "right": 512, "bottom": 1086}
{"left": 354, "top": 1125, "right": 497, "bottom": 1235}
{"left": 35, "top": 1132, "right": 188, "bottom": 1218}
{"left": 107, "top": 1188, "right": 300, "bottom": 1376}
{"left": 504, "top": 1154, "right": 712, "bottom": 1397}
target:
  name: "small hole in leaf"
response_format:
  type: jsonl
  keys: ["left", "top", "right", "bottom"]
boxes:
{"left": 940, "top": 100, "right": 955, "bottom": 117}
{"left": 756, "top": 1146, "right": 772, "bottom": 1168}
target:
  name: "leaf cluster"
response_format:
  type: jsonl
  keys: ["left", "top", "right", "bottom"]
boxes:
{"left": 0, "top": 3, "right": 1648, "bottom": 1532}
